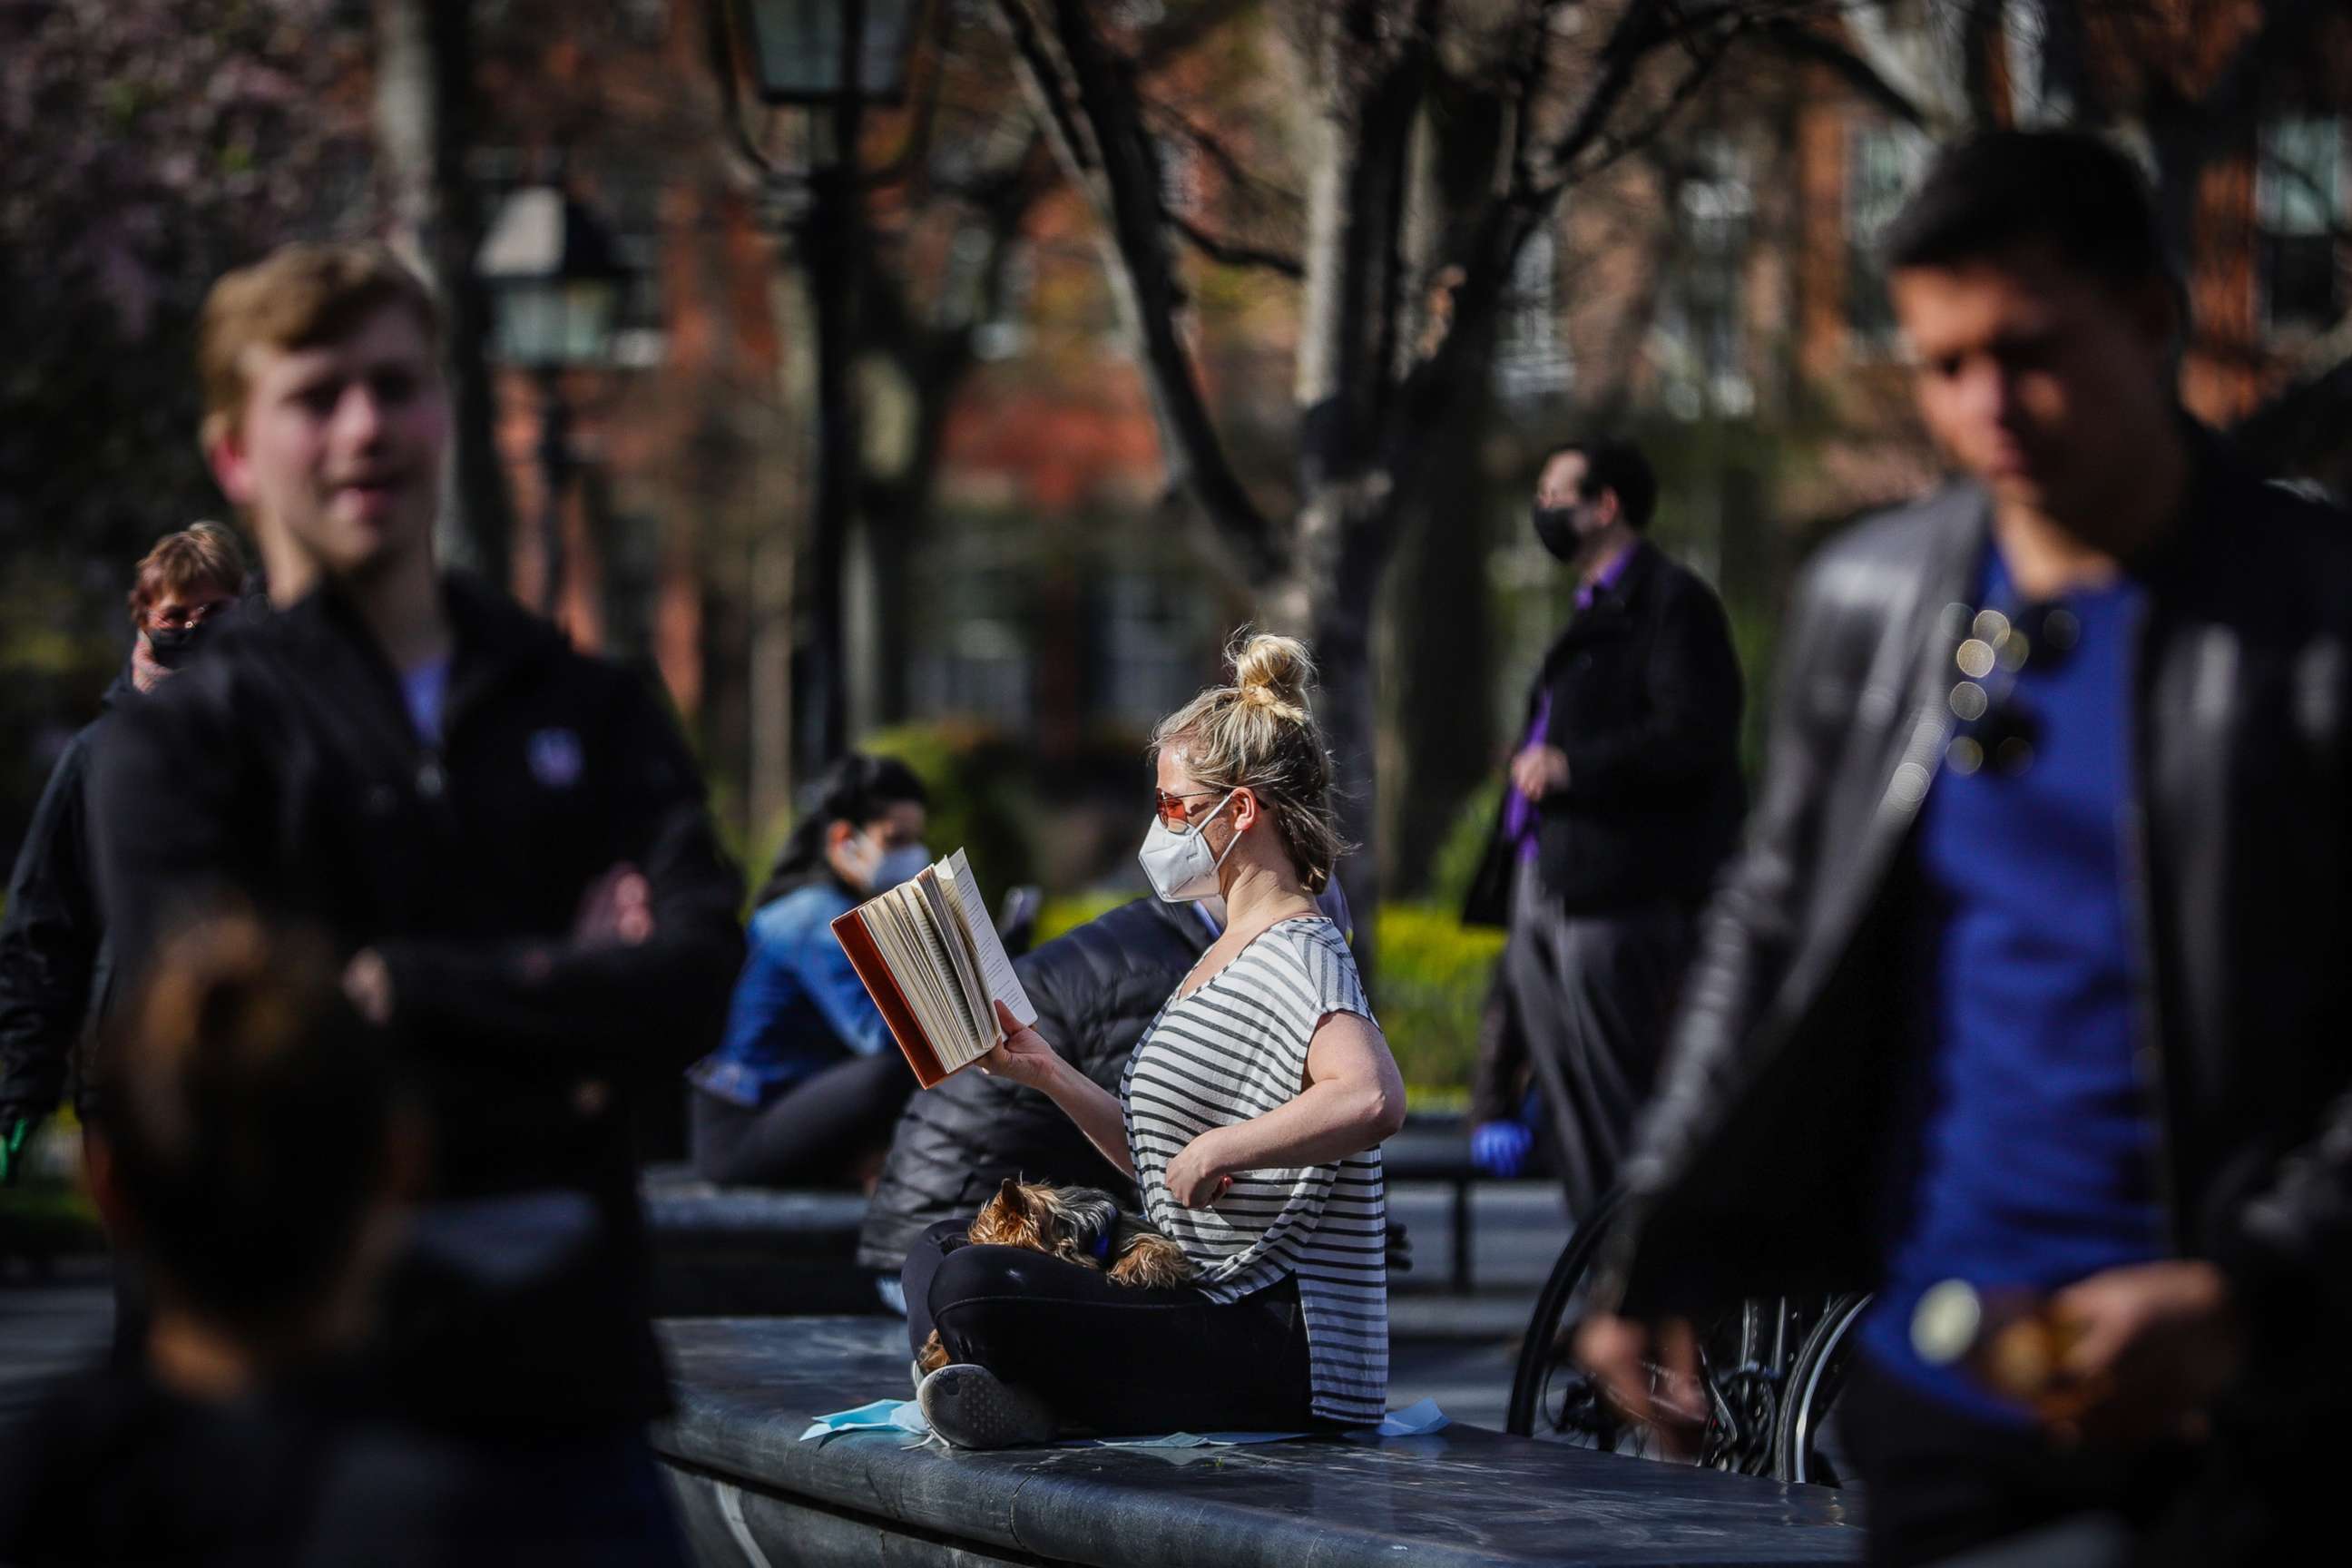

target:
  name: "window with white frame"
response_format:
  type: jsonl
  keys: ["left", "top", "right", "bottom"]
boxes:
{"left": 1495, "top": 223, "right": 1573, "bottom": 402}
{"left": 1846, "top": 120, "right": 1931, "bottom": 355}
{"left": 1656, "top": 133, "right": 1754, "bottom": 418}
{"left": 2257, "top": 115, "right": 2347, "bottom": 334}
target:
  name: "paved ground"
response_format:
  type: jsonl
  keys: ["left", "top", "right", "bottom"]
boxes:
{"left": 0, "top": 1178, "right": 1572, "bottom": 1434}
{"left": 0, "top": 1258, "right": 111, "bottom": 1424}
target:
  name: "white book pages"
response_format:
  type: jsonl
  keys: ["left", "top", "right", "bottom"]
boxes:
{"left": 866, "top": 890, "right": 963, "bottom": 1054}
{"left": 912, "top": 867, "right": 991, "bottom": 1060}
{"left": 937, "top": 848, "right": 1038, "bottom": 1029}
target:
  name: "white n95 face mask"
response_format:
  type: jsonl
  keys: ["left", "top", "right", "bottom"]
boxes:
{"left": 1138, "top": 790, "right": 1240, "bottom": 903}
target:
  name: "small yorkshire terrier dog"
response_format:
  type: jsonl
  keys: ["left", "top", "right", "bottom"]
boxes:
{"left": 916, "top": 1178, "right": 1195, "bottom": 1374}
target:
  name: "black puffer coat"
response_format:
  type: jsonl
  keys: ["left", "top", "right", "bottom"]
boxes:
{"left": 857, "top": 896, "right": 1212, "bottom": 1271}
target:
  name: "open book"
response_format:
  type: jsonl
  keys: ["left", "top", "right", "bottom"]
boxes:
{"left": 830, "top": 848, "right": 1039, "bottom": 1089}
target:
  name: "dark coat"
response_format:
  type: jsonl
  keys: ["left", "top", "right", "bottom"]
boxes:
{"left": 0, "top": 674, "right": 133, "bottom": 1127}
{"left": 90, "top": 575, "right": 743, "bottom": 1424}
{"left": 857, "top": 896, "right": 1212, "bottom": 1271}
{"left": 1463, "top": 541, "right": 1747, "bottom": 926}
{"left": 1602, "top": 438, "right": 2352, "bottom": 1510}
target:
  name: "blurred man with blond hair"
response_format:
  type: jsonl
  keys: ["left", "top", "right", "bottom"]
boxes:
{"left": 91, "top": 241, "right": 740, "bottom": 1553}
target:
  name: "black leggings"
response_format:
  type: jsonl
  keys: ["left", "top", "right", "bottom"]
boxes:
{"left": 687, "top": 1053, "right": 912, "bottom": 1188}
{"left": 901, "top": 1219, "right": 1318, "bottom": 1436}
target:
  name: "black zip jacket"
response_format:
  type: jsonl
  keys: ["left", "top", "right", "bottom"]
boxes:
{"left": 90, "top": 575, "right": 743, "bottom": 1424}
{"left": 856, "top": 896, "right": 1212, "bottom": 1271}
{"left": 1462, "top": 541, "right": 1747, "bottom": 926}
{"left": 1604, "top": 434, "right": 2352, "bottom": 1447}
{"left": 0, "top": 674, "right": 133, "bottom": 1128}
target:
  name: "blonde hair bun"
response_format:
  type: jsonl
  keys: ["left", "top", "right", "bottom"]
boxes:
{"left": 1151, "top": 627, "right": 1347, "bottom": 894}
{"left": 1230, "top": 632, "right": 1315, "bottom": 717}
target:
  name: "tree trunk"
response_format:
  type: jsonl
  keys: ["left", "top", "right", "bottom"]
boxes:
{"left": 1297, "top": 505, "right": 1391, "bottom": 981}
{"left": 373, "top": 0, "right": 513, "bottom": 588}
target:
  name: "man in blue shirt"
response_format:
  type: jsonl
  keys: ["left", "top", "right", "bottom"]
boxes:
{"left": 1582, "top": 131, "right": 2352, "bottom": 1564}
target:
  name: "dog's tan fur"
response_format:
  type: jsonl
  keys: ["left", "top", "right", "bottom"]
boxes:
{"left": 916, "top": 1178, "right": 1196, "bottom": 1374}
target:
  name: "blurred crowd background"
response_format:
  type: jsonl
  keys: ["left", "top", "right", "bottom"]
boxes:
{"left": 5, "top": 0, "right": 2349, "bottom": 1130}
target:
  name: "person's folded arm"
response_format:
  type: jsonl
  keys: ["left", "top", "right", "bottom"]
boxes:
{"left": 1549, "top": 586, "right": 1743, "bottom": 808}
{"left": 374, "top": 682, "right": 743, "bottom": 1078}
{"left": 1181, "top": 1011, "right": 1406, "bottom": 1184}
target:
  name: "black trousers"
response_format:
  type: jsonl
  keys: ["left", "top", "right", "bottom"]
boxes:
{"left": 1502, "top": 870, "right": 1692, "bottom": 1220}
{"left": 1841, "top": 1357, "right": 2197, "bottom": 1568}
{"left": 687, "top": 1052, "right": 912, "bottom": 1188}
{"left": 901, "top": 1220, "right": 1318, "bottom": 1436}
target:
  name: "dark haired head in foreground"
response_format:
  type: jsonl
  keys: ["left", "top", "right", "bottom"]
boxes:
{"left": 1885, "top": 128, "right": 2183, "bottom": 554}
{"left": 1881, "top": 128, "right": 2171, "bottom": 289}
{"left": 6, "top": 926, "right": 693, "bottom": 1563}
{"left": 93, "top": 914, "right": 409, "bottom": 1360}
{"left": 0, "top": 914, "right": 416, "bottom": 1565}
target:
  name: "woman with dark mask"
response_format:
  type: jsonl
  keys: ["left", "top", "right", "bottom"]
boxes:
{"left": 685, "top": 754, "right": 931, "bottom": 1188}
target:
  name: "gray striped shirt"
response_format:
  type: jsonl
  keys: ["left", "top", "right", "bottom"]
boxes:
{"left": 1122, "top": 916, "right": 1388, "bottom": 1426}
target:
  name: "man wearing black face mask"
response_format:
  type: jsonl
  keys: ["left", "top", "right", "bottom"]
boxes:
{"left": 1463, "top": 441, "right": 1745, "bottom": 1219}
{"left": 1, "top": 524, "right": 247, "bottom": 1186}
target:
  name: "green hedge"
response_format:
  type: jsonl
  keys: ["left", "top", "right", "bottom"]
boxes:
{"left": 1033, "top": 895, "right": 1503, "bottom": 1104}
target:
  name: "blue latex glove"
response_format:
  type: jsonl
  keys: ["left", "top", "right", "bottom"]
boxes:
{"left": 1470, "top": 1119, "right": 1532, "bottom": 1179}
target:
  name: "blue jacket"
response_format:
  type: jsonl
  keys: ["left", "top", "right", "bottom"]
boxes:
{"left": 689, "top": 878, "right": 891, "bottom": 1107}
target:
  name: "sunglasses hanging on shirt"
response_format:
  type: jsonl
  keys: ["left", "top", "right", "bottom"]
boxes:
{"left": 1945, "top": 601, "right": 2082, "bottom": 779}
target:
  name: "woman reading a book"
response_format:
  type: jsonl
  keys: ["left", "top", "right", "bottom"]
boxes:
{"left": 685, "top": 754, "right": 931, "bottom": 1189}
{"left": 904, "top": 632, "right": 1406, "bottom": 1446}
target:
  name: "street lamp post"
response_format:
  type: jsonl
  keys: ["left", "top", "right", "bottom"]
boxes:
{"left": 477, "top": 186, "right": 628, "bottom": 622}
{"left": 708, "top": 0, "right": 921, "bottom": 786}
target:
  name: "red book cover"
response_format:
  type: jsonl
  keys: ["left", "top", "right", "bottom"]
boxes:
{"left": 830, "top": 907, "right": 952, "bottom": 1088}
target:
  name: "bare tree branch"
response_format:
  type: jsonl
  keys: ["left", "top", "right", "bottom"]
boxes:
{"left": 1171, "top": 212, "right": 1305, "bottom": 278}
{"left": 1530, "top": 0, "right": 1682, "bottom": 204}
{"left": 1749, "top": 13, "right": 1929, "bottom": 128}
{"left": 1562, "top": 12, "right": 1749, "bottom": 186}
{"left": 1144, "top": 103, "right": 1308, "bottom": 215}
{"left": 986, "top": 0, "right": 1287, "bottom": 580}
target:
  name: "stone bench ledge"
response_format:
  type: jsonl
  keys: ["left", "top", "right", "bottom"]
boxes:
{"left": 653, "top": 1318, "right": 1863, "bottom": 1568}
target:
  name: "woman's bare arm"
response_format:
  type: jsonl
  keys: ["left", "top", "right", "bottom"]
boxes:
{"left": 1162, "top": 1011, "right": 1406, "bottom": 1206}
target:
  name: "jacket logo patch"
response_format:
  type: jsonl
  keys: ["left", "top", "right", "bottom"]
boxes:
{"left": 529, "top": 729, "right": 583, "bottom": 789}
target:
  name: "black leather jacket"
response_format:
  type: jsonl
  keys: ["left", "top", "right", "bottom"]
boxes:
{"left": 857, "top": 896, "right": 1212, "bottom": 1271}
{"left": 1605, "top": 436, "right": 2352, "bottom": 1373}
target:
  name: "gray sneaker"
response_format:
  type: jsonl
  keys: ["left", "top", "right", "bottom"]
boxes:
{"left": 916, "top": 1363, "right": 1056, "bottom": 1450}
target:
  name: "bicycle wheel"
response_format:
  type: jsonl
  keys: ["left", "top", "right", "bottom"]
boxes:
{"left": 1504, "top": 1189, "right": 1629, "bottom": 1444}
{"left": 1503, "top": 1192, "right": 1768, "bottom": 1469}
{"left": 1772, "top": 1291, "right": 1872, "bottom": 1487}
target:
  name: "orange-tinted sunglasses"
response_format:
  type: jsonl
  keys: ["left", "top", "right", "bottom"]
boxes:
{"left": 1152, "top": 788, "right": 1227, "bottom": 835}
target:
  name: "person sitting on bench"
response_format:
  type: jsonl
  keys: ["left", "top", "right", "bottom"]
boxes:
{"left": 686, "top": 755, "right": 929, "bottom": 1190}
{"left": 903, "top": 632, "right": 1406, "bottom": 1446}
